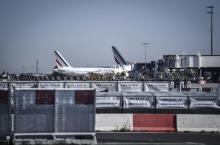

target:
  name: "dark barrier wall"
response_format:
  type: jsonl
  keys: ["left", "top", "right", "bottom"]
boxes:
{"left": 0, "top": 89, "right": 10, "bottom": 138}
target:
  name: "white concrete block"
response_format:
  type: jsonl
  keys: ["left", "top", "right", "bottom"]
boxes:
{"left": 177, "top": 114, "right": 220, "bottom": 132}
{"left": 95, "top": 114, "right": 133, "bottom": 131}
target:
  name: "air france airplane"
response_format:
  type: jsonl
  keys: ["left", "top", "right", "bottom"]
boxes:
{"left": 53, "top": 46, "right": 132, "bottom": 76}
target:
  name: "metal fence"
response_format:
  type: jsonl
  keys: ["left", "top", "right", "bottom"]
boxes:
{"left": 14, "top": 89, "right": 54, "bottom": 134}
{"left": 13, "top": 88, "right": 96, "bottom": 138}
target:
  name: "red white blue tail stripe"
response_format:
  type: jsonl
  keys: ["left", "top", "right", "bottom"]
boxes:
{"left": 54, "top": 51, "right": 71, "bottom": 68}
{"left": 112, "top": 46, "right": 128, "bottom": 66}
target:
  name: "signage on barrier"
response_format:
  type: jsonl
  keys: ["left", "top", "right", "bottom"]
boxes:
{"left": 11, "top": 82, "right": 36, "bottom": 88}
{"left": 38, "top": 82, "right": 63, "bottom": 88}
{"left": 11, "top": 82, "right": 36, "bottom": 95}
{"left": 118, "top": 82, "right": 143, "bottom": 92}
{"left": 123, "top": 96, "right": 152, "bottom": 108}
{"left": 156, "top": 97, "right": 188, "bottom": 109}
{"left": 65, "top": 82, "right": 90, "bottom": 88}
{"left": 145, "top": 82, "right": 169, "bottom": 92}
{"left": 92, "top": 82, "right": 116, "bottom": 92}
{"left": 96, "top": 96, "right": 121, "bottom": 108}
{"left": 190, "top": 97, "right": 219, "bottom": 109}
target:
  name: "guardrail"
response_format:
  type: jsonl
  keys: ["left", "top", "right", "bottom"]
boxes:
{"left": 1, "top": 81, "right": 219, "bottom": 94}
{"left": 1, "top": 81, "right": 170, "bottom": 92}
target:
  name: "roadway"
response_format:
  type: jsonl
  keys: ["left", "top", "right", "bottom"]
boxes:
{"left": 96, "top": 132, "right": 220, "bottom": 145}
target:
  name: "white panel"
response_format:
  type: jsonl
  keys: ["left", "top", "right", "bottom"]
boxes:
{"left": 193, "top": 56, "right": 199, "bottom": 67}
{"left": 177, "top": 114, "right": 220, "bottom": 132}
{"left": 156, "top": 97, "right": 188, "bottom": 109}
{"left": 123, "top": 96, "right": 153, "bottom": 109}
{"left": 96, "top": 114, "right": 133, "bottom": 131}
{"left": 38, "top": 82, "right": 63, "bottom": 88}
{"left": 118, "top": 82, "right": 143, "bottom": 92}
{"left": 92, "top": 82, "right": 116, "bottom": 92}
{"left": 96, "top": 96, "right": 121, "bottom": 108}
{"left": 189, "top": 56, "right": 193, "bottom": 67}
{"left": 200, "top": 56, "right": 220, "bottom": 67}
{"left": 65, "top": 82, "right": 90, "bottom": 88}
{"left": 145, "top": 82, "right": 169, "bottom": 92}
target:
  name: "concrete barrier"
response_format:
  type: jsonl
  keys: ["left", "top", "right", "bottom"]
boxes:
{"left": 133, "top": 114, "right": 176, "bottom": 132}
{"left": 177, "top": 114, "right": 220, "bottom": 132}
{"left": 96, "top": 114, "right": 133, "bottom": 131}
{"left": 96, "top": 114, "right": 220, "bottom": 132}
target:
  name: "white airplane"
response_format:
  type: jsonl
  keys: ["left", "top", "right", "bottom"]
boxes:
{"left": 53, "top": 46, "right": 132, "bottom": 76}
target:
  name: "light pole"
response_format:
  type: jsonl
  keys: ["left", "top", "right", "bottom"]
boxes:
{"left": 207, "top": 5, "right": 214, "bottom": 55}
{"left": 36, "top": 59, "right": 39, "bottom": 74}
{"left": 142, "top": 42, "right": 150, "bottom": 71}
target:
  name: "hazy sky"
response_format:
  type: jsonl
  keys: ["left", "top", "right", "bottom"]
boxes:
{"left": 0, "top": 0, "right": 220, "bottom": 73}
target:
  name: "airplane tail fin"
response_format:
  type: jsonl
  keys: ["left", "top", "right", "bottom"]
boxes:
{"left": 112, "top": 46, "right": 128, "bottom": 66}
{"left": 54, "top": 51, "right": 71, "bottom": 68}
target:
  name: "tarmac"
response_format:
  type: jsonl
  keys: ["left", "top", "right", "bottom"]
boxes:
{"left": 96, "top": 132, "right": 220, "bottom": 145}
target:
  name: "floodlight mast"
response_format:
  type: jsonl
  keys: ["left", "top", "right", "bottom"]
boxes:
{"left": 142, "top": 42, "right": 150, "bottom": 71}
{"left": 207, "top": 5, "right": 214, "bottom": 55}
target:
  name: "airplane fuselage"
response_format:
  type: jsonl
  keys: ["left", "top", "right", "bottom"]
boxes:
{"left": 54, "top": 66, "right": 127, "bottom": 76}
